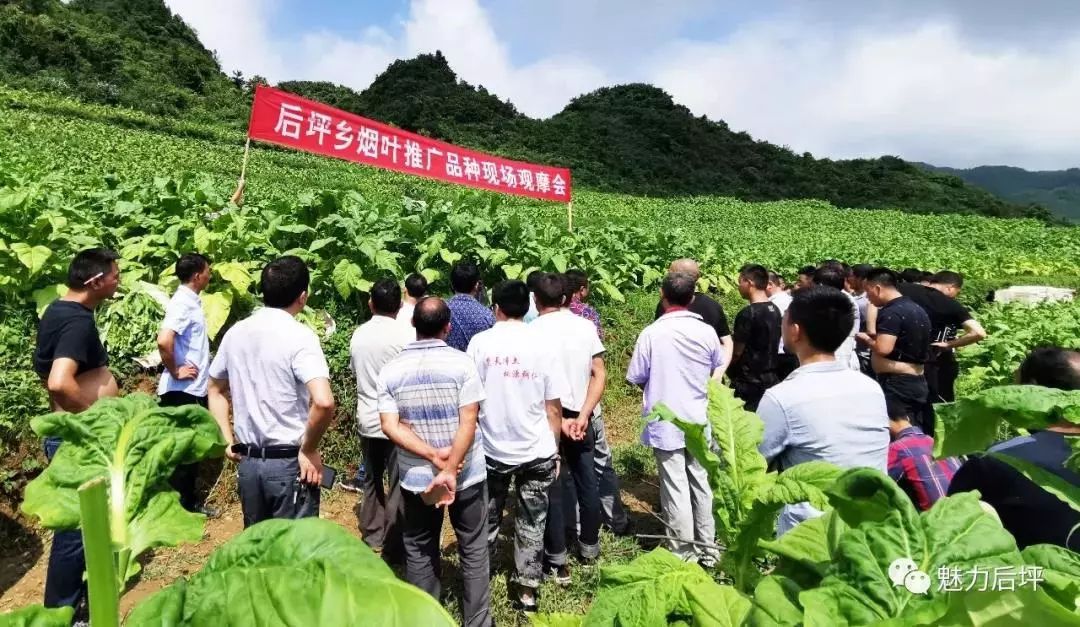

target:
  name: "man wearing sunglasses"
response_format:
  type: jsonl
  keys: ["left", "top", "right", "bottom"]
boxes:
{"left": 32, "top": 247, "right": 121, "bottom": 617}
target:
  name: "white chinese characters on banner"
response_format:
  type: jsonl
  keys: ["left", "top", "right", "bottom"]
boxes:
{"left": 334, "top": 121, "right": 354, "bottom": 151}
{"left": 265, "top": 99, "right": 568, "bottom": 200}
{"left": 357, "top": 127, "right": 379, "bottom": 158}
{"left": 274, "top": 103, "right": 303, "bottom": 139}
{"left": 306, "top": 112, "right": 332, "bottom": 146}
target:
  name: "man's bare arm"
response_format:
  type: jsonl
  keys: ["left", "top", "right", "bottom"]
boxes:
{"left": 717, "top": 335, "right": 733, "bottom": 379}
{"left": 381, "top": 411, "right": 441, "bottom": 465}
{"left": 937, "top": 319, "right": 987, "bottom": 350}
{"left": 296, "top": 378, "right": 335, "bottom": 484}
{"left": 46, "top": 358, "right": 91, "bottom": 413}
{"left": 208, "top": 377, "right": 240, "bottom": 461}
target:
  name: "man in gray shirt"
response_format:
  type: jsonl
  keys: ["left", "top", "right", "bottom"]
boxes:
{"left": 757, "top": 286, "right": 889, "bottom": 535}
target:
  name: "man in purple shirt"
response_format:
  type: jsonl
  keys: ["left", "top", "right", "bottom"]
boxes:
{"left": 446, "top": 260, "right": 495, "bottom": 351}
{"left": 627, "top": 272, "right": 724, "bottom": 565}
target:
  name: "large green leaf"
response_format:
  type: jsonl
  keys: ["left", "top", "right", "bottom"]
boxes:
{"left": 126, "top": 518, "right": 455, "bottom": 626}
{"left": 705, "top": 381, "right": 769, "bottom": 541}
{"left": 9, "top": 242, "right": 52, "bottom": 275}
{"left": 683, "top": 581, "right": 753, "bottom": 626}
{"left": 748, "top": 576, "right": 804, "bottom": 626}
{"left": 32, "top": 284, "right": 67, "bottom": 318}
{"left": 933, "top": 587, "right": 1080, "bottom": 626}
{"left": 582, "top": 548, "right": 715, "bottom": 627}
{"left": 331, "top": 259, "right": 372, "bottom": 301}
{"left": 21, "top": 394, "right": 225, "bottom": 583}
{"left": 760, "top": 510, "right": 847, "bottom": 587}
{"left": 1021, "top": 544, "right": 1080, "bottom": 614}
{"left": 200, "top": 290, "right": 232, "bottom": 340}
{"left": 0, "top": 605, "right": 74, "bottom": 627}
{"left": 935, "top": 386, "right": 1080, "bottom": 459}
{"left": 214, "top": 261, "right": 253, "bottom": 294}
{"left": 801, "top": 473, "right": 1023, "bottom": 627}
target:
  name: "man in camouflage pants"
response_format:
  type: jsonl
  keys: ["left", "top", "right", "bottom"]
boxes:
{"left": 466, "top": 280, "right": 566, "bottom": 611}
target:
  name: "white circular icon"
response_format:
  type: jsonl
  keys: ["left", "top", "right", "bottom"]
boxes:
{"left": 888, "top": 557, "right": 919, "bottom": 587}
{"left": 904, "top": 569, "right": 932, "bottom": 595}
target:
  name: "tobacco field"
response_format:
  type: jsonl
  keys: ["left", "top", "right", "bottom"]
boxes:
{"left": 1, "top": 87, "right": 1080, "bottom": 626}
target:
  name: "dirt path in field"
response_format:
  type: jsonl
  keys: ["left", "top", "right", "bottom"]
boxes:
{"left": 0, "top": 482, "right": 662, "bottom": 615}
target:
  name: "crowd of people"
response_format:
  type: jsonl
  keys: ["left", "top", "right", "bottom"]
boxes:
{"left": 31, "top": 248, "right": 1080, "bottom": 625}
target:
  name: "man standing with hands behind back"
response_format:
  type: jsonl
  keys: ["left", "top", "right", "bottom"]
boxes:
{"left": 378, "top": 297, "right": 491, "bottom": 627}
{"left": 157, "top": 252, "right": 217, "bottom": 517}
{"left": 207, "top": 256, "right": 335, "bottom": 527}
{"left": 34, "top": 248, "right": 121, "bottom": 616}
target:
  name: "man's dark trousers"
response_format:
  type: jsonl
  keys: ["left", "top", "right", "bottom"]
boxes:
{"left": 359, "top": 436, "right": 403, "bottom": 561}
{"left": 401, "top": 481, "right": 491, "bottom": 627}
{"left": 43, "top": 437, "right": 84, "bottom": 611}
{"left": 159, "top": 390, "right": 208, "bottom": 511}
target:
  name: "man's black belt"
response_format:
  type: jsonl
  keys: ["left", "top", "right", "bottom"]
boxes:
{"left": 231, "top": 443, "right": 300, "bottom": 459}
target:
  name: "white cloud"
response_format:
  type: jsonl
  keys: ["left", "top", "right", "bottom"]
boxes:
{"left": 648, "top": 22, "right": 1080, "bottom": 168}
{"left": 164, "top": 0, "right": 1080, "bottom": 168}
{"left": 165, "top": 0, "right": 607, "bottom": 118}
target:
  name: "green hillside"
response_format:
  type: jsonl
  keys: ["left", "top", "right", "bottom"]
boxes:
{"left": 0, "top": 0, "right": 1056, "bottom": 221}
{"left": 917, "top": 163, "right": 1080, "bottom": 223}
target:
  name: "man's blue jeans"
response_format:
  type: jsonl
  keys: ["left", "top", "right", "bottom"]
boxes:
{"left": 43, "top": 436, "right": 87, "bottom": 610}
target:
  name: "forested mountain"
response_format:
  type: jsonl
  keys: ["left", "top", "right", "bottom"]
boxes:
{"left": 0, "top": 0, "right": 1059, "bottom": 221}
{"left": 917, "top": 164, "right": 1080, "bottom": 223}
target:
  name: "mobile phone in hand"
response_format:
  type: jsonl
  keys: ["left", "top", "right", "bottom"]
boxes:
{"left": 320, "top": 464, "right": 338, "bottom": 490}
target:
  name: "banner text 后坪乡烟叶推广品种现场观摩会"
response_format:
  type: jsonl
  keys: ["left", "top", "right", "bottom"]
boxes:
{"left": 247, "top": 85, "right": 572, "bottom": 203}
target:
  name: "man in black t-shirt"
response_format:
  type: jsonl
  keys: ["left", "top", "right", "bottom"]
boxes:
{"left": 654, "top": 259, "right": 733, "bottom": 378}
{"left": 858, "top": 268, "right": 934, "bottom": 435}
{"left": 948, "top": 347, "right": 1080, "bottom": 551}
{"left": 729, "top": 264, "right": 782, "bottom": 410}
{"left": 33, "top": 248, "right": 121, "bottom": 616}
{"left": 898, "top": 271, "right": 987, "bottom": 403}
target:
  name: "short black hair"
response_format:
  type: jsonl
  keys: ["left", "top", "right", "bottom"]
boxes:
{"left": 370, "top": 278, "right": 402, "bottom": 315}
{"left": 534, "top": 273, "right": 566, "bottom": 309}
{"left": 450, "top": 260, "right": 481, "bottom": 294}
{"left": 67, "top": 248, "right": 119, "bottom": 289}
{"left": 787, "top": 286, "right": 855, "bottom": 353}
{"left": 565, "top": 269, "right": 589, "bottom": 295}
{"left": 404, "top": 273, "right": 428, "bottom": 298}
{"left": 493, "top": 280, "right": 530, "bottom": 318}
{"left": 260, "top": 256, "right": 309, "bottom": 308}
{"left": 798, "top": 265, "right": 817, "bottom": 277}
{"left": 175, "top": 253, "right": 210, "bottom": 284}
{"left": 900, "top": 268, "right": 926, "bottom": 283}
{"left": 526, "top": 270, "right": 544, "bottom": 290}
{"left": 662, "top": 272, "right": 696, "bottom": 307}
{"left": 852, "top": 264, "right": 874, "bottom": 280}
{"left": 768, "top": 272, "right": 785, "bottom": 287}
{"left": 740, "top": 264, "right": 769, "bottom": 290}
{"left": 865, "top": 267, "right": 899, "bottom": 288}
{"left": 413, "top": 297, "right": 451, "bottom": 339}
{"left": 813, "top": 266, "right": 847, "bottom": 291}
{"left": 931, "top": 270, "right": 964, "bottom": 288}
{"left": 1018, "top": 347, "right": 1080, "bottom": 391}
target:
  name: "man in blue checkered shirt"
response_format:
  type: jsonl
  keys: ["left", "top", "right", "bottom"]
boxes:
{"left": 378, "top": 297, "right": 491, "bottom": 627}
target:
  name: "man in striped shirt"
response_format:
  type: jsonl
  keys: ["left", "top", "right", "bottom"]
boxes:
{"left": 378, "top": 297, "right": 491, "bottom": 627}
{"left": 888, "top": 419, "right": 962, "bottom": 511}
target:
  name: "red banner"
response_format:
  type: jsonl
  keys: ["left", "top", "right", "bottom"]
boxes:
{"left": 247, "top": 85, "right": 572, "bottom": 202}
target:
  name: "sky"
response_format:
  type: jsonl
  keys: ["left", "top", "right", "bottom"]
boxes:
{"left": 163, "top": 0, "right": 1080, "bottom": 170}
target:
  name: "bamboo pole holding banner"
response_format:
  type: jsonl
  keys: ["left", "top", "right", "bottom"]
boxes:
{"left": 230, "top": 138, "right": 251, "bottom": 205}
{"left": 567, "top": 201, "right": 574, "bottom": 232}
{"left": 239, "top": 137, "right": 252, "bottom": 184}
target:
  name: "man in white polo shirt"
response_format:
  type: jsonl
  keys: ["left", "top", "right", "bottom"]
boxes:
{"left": 208, "top": 256, "right": 335, "bottom": 527}
{"left": 467, "top": 279, "right": 566, "bottom": 612}
{"left": 349, "top": 277, "right": 414, "bottom": 561}
{"left": 157, "top": 252, "right": 215, "bottom": 516}
{"left": 530, "top": 273, "right": 606, "bottom": 580}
